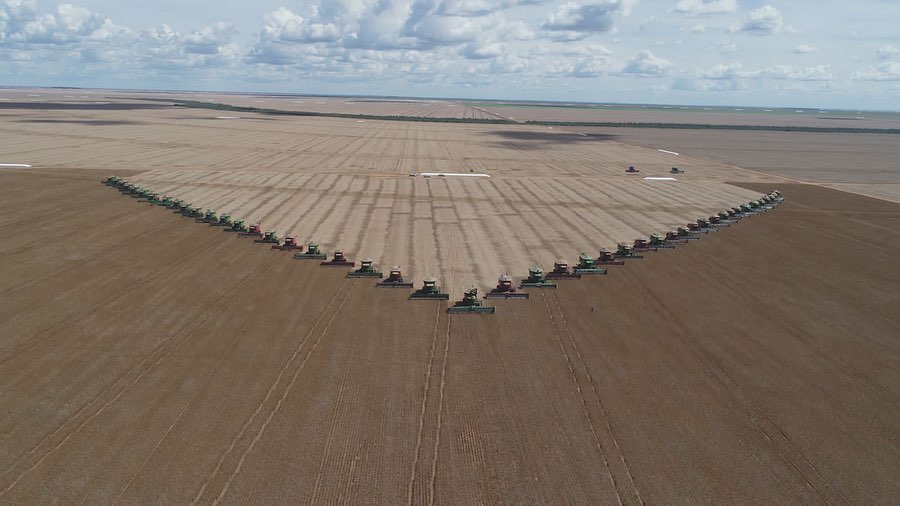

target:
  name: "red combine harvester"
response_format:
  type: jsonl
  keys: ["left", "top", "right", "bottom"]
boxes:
{"left": 272, "top": 235, "right": 302, "bottom": 251}
{"left": 485, "top": 274, "right": 529, "bottom": 299}
{"left": 596, "top": 248, "right": 626, "bottom": 266}
{"left": 632, "top": 237, "right": 658, "bottom": 253}
{"left": 377, "top": 266, "right": 415, "bottom": 288}
{"left": 545, "top": 260, "right": 581, "bottom": 280}
{"left": 321, "top": 250, "right": 354, "bottom": 267}
{"left": 237, "top": 224, "right": 264, "bottom": 238}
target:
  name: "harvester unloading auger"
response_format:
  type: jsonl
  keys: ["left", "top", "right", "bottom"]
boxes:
{"left": 410, "top": 277, "right": 450, "bottom": 300}
{"left": 449, "top": 287, "right": 496, "bottom": 314}
{"left": 348, "top": 258, "right": 383, "bottom": 278}
{"left": 485, "top": 274, "right": 529, "bottom": 299}
{"left": 294, "top": 241, "right": 326, "bottom": 260}
{"left": 377, "top": 267, "right": 415, "bottom": 288}
{"left": 520, "top": 266, "right": 557, "bottom": 288}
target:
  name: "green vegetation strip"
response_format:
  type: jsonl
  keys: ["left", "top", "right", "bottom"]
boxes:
{"left": 142, "top": 98, "right": 899, "bottom": 134}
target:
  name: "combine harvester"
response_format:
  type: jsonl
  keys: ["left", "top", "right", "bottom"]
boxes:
{"left": 670, "top": 166, "right": 684, "bottom": 174}
{"left": 649, "top": 233, "right": 675, "bottom": 249}
{"left": 294, "top": 241, "right": 327, "bottom": 260}
{"left": 520, "top": 266, "right": 557, "bottom": 289}
{"left": 255, "top": 230, "right": 280, "bottom": 244}
{"left": 574, "top": 254, "right": 607, "bottom": 275}
{"left": 348, "top": 258, "right": 383, "bottom": 278}
{"left": 485, "top": 274, "right": 529, "bottom": 299}
{"left": 377, "top": 267, "right": 415, "bottom": 288}
{"left": 546, "top": 260, "right": 581, "bottom": 280}
{"left": 632, "top": 237, "right": 659, "bottom": 253}
{"left": 411, "top": 277, "right": 450, "bottom": 300}
{"left": 596, "top": 248, "right": 626, "bottom": 266}
{"left": 321, "top": 250, "right": 354, "bottom": 267}
{"left": 212, "top": 214, "right": 232, "bottom": 227}
{"left": 227, "top": 219, "right": 248, "bottom": 233}
{"left": 625, "top": 165, "right": 640, "bottom": 174}
{"left": 272, "top": 235, "right": 302, "bottom": 251}
{"left": 198, "top": 210, "right": 218, "bottom": 224}
{"left": 615, "top": 242, "right": 644, "bottom": 259}
{"left": 238, "top": 224, "right": 264, "bottom": 238}
{"left": 449, "top": 287, "right": 496, "bottom": 314}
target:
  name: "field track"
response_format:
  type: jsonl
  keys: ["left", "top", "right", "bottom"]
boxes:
{"left": 1, "top": 169, "right": 897, "bottom": 502}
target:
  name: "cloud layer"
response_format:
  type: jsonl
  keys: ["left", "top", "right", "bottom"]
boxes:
{"left": 1, "top": 0, "right": 897, "bottom": 109}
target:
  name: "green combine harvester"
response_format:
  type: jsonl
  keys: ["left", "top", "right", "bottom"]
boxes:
{"left": 294, "top": 241, "right": 327, "bottom": 260}
{"left": 520, "top": 266, "right": 557, "bottom": 288}
{"left": 410, "top": 277, "right": 450, "bottom": 300}
{"left": 215, "top": 214, "right": 232, "bottom": 227}
{"left": 198, "top": 209, "right": 218, "bottom": 224}
{"left": 227, "top": 219, "right": 248, "bottom": 233}
{"left": 347, "top": 258, "right": 384, "bottom": 278}
{"left": 255, "top": 230, "right": 279, "bottom": 244}
{"left": 573, "top": 253, "right": 608, "bottom": 275}
{"left": 185, "top": 206, "right": 204, "bottom": 218}
{"left": 448, "top": 287, "right": 495, "bottom": 314}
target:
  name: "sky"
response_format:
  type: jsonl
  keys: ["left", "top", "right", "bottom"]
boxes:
{"left": 0, "top": 0, "right": 898, "bottom": 109}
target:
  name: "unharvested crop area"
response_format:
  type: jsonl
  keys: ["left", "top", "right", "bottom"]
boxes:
{"left": 0, "top": 98, "right": 770, "bottom": 293}
{"left": 1, "top": 169, "right": 897, "bottom": 503}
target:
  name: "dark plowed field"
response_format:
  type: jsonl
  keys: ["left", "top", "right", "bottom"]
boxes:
{"left": 1, "top": 170, "right": 897, "bottom": 503}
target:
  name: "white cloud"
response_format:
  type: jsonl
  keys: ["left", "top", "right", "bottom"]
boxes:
{"left": 852, "top": 62, "right": 900, "bottom": 81}
{"left": 688, "top": 24, "right": 706, "bottom": 33}
{"left": 698, "top": 62, "right": 833, "bottom": 82}
{"left": 876, "top": 45, "right": 899, "bottom": 61}
{"left": 793, "top": 44, "right": 816, "bottom": 54}
{"left": 621, "top": 49, "right": 672, "bottom": 77}
{"left": 716, "top": 40, "right": 737, "bottom": 53}
{"left": 541, "top": 1, "right": 632, "bottom": 34}
{"left": 436, "top": 0, "right": 542, "bottom": 17}
{"left": 733, "top": 5, "right": 783, "bottom": 35}
{"left": 3, "top": 2, "right": 130, "bottom": 45}
{"left": 673, "top": 0, "right": 738, "bottom": 16}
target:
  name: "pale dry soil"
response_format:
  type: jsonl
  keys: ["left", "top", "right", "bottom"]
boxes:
{"left": 0, "top": 169, "right": 897, "bottom": 503}
{"left": 0, "top": 103, "right": 772, "bottom": 294}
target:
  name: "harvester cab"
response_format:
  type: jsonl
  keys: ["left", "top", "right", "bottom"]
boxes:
{"left": 546, "top": 260, "right": 581, "bottom": 279}
{"left": 597, "top": 248, "right": 626, "bottom": 265}
{"left": 411, "top": 276, "right": 450, "bottom": 300}
{"left": 348, "top": 258, "right": 384, "bottom": 278}
{"left": 625, "top": 165, "right": 640, "bottom": 174}
{"left": 377, "top": 266, "right": 415, "bottom": 288}
{"left": 574, "top": 253, "right": 607, "bottom": 275}
{"left": 294, "top": 241, "right": 327, "bottom": 260}
{"left": 255, "top": 230, "right": 280, "bottom": 244}
{"left": 272, "top": 235, "right": 302, "bottom": 251}
{"left": 520, "top": 266, "right": 558, "bottom": 288}
{"left": 670, "top": 166, "right": 684, "bottom": 174}
{"left": 188, "top": 206, "right": 204, "bottom": 218}
{"left": 486, "top": 274, "right": 529, "bottom": 299}
{"left": 449, "top": 287, "right": 496, "bottom": 314}
{"left": 216, "top": 214, "right": 232, "bottom": 227}
{"left": 321, "top": 249, "right": 354, "bottom": 267}
{"left": 616, "top": 242, "right": 643, "bottom": 259}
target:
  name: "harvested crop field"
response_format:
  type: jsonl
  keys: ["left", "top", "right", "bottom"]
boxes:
{"left": 0, "top": 101, "right": 773, "bottom": 294}
{"left": 1, "top": 168, "right": 898, "bottom": 503}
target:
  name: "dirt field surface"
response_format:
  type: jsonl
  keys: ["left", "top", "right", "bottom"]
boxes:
{"left": 0, "top": 101, "right": 771, "bottom": 294}
{"left": 565, "top": 126, "right": 900, "bottom": 203}
{"left": 2, "top": 168, "right": 898, "bottom": 503}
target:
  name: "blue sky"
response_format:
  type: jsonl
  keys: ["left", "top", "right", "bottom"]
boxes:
{"left": 1, "top": 0, "right": 898, "bottom": 109}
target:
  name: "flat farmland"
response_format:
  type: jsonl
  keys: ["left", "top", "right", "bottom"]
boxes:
{"left": 1, "top": 169, "right": 897, "bottom": 503}
{"left": 564, "top": 126, "right": 900, "bottom": 203}
{"left": 0, "top": 103, "right": 771, "bottom": 294}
